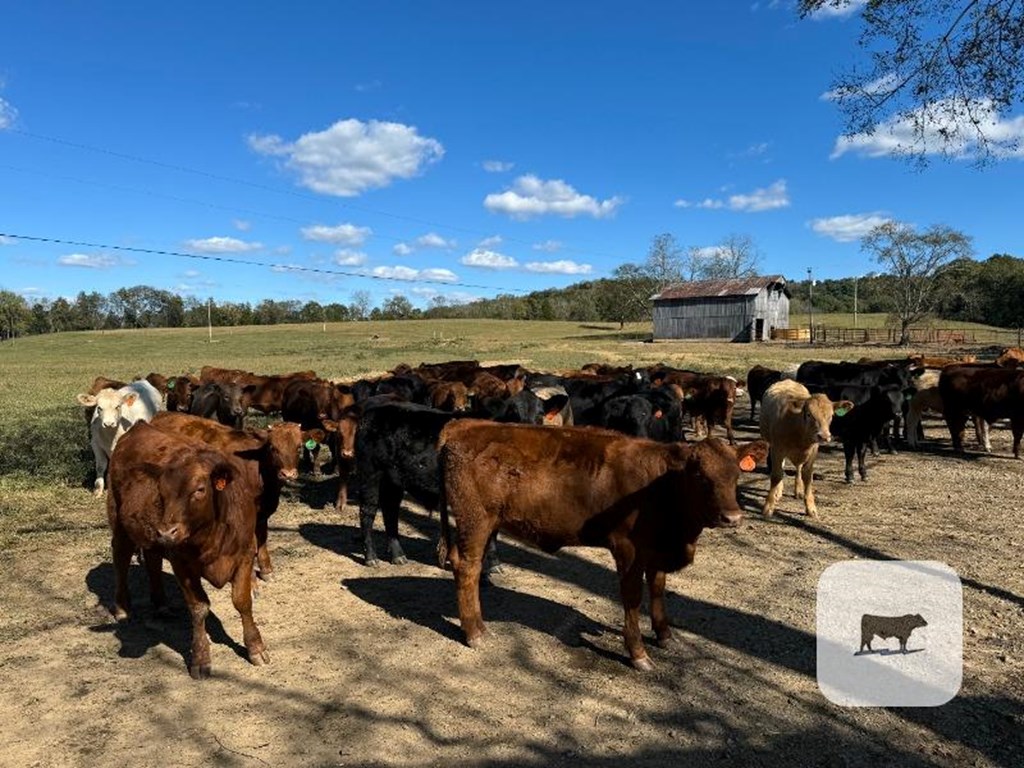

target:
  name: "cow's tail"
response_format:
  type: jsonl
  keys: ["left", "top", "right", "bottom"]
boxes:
{"left": 436, "top": 440, "right": 452, "bottom": 570}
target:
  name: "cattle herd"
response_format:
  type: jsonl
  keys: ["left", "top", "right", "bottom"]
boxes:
{"left": 75, "top": 347, "right": 1024, "bottom": 677}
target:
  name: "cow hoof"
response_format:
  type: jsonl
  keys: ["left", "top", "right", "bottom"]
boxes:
{"left": 761, "top": 508, "right": 775, "bottom": 518}
{"left": 257, "top": 570, "right": 274, "bottom": 583}
{"left": 486, "top": 563, "right": 505, "bottom": 575}
{"left": 631, "top": 655, "right": 655, "bottom": 672}
{"left": 249, "top": 649, "right": 270, "bottom": 666}
{"left": 466, "top": 634, "right": 485, "bottom": 649}
{"left": 189, "top": 663, "right": 212, "bottom": 680}
{"left": 113, "top": 607, "right": 129, "bottom": 623}
{"left": 92, "top": 488, "right": 104, "bottom": 499}
{"left": 655, "top": 634, "right": 673, "bottom": 649}
{"left": 391, "top": 555, "right": 408, "bottom": 566}
{"left": 805, "top": 508, "right": 818, "bottom": 518}
{"left": 844, "top": 476, "right": 853, "bottom": 485}
{"left": 365, "top": 556, "right": 380, "bottom": 568}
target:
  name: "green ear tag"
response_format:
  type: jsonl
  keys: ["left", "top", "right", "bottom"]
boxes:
{"left": 834, "top": 407, "right": 848, "bottom": 417}
{"left": 167, "top": 379, "right": 176, "bottom": 389}
{"left": 684, "top": 393, "right": 693, "bottom": 400}
{"left": 305, "top": 439, "right": 318, "bottom": 450}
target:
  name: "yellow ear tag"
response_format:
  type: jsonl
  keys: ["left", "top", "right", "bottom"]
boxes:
{"left": 739, "top": 455, "right": 756, "bottom": 472}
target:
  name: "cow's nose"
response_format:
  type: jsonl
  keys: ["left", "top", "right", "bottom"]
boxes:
{"left": 340, "top": 448, "right": 355, "bottom": 460}
{"left": 719, "top": 510, "right": 743, "bottom": 527}
{"left": 156, "top": 525, "right": 185, "bottom": 546}
{"left": 817, "top": 431, "right": 831, "bottom": 443}
{"left": 278, "top": 468, "right": 299, "bottom": 482}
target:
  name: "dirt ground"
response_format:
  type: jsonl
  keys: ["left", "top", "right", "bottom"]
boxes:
{"left": 1, "top": 409, "right": 1023, "bottom": 768}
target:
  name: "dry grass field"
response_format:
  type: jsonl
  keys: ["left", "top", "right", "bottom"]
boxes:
{"left": 0, "top": 319, "right": 1021, "bottom": 767}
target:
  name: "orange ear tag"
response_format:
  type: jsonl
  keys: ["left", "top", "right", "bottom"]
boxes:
{"left": 214, "top": 477, "right": 228, "bottom": 491}
{"left": 653, "top": 410, "right": 663, "bottom": 419}
{"left": 739, "top": 455, "right": 756, "bottom": 472}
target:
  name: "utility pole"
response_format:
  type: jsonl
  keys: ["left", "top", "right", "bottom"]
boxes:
{"left": 207, "top": 297, "right": 213, "bottom": 343}
{"left": 807, "top": 268, "right": 814, "bottom": 344}
{"left": 854, "top": 275, "right": 859, "bottom": 329}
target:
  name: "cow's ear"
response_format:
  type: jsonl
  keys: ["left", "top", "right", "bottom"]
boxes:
{"left": 736, "top": 440, "right": 769, "bottom": 471}
{"left": 832, "top": 399, "right": 855, "bottom": 417}
{"left": 211, "top": 464, "right": 233, "bottom": 491}
{"left": 76, "top": 393, "right": 97, "bottom": 407}
{"left": 122, "top": 393, "right": 138, "bottom": 408}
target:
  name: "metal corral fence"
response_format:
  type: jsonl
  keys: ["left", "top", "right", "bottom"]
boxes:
{"left": 773, "top": 326, "right": 1023, "bottom": 347}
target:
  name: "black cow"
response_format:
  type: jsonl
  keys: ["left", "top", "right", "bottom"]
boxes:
{"left": 189, "top": 381, "right": 246, "bottom": 429}
{"left": 827, "top": 385, "right": 903, "bottom": 483}
{"left": 473, "top": 387, "right": 571, "bottom": 425}
{"left": 526, "top": 371, "right": 644, "bottom": 426}
{"left": 599, "top": 388, "right": 684, "bottom": 442}
{"left": 746, "top": 365, "right": 790, "bottom": 420}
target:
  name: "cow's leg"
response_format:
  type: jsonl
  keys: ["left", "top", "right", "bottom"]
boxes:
{"left": 92, "top": 442, "right": 109, "bottom": 496}
{"left": 615, "top": 553, "right": 650, "bottom": 671}
{"left": 482, "top": 532, "right": 503, "bottom": 575}
{"left": 334, "top": 460, "right": 353, "bottom": 512}
{"left": 906, "top": 402, "right": 921, "bottom": 448}
{"left": 869, "top": 436, "right": 879, "bottom": 457}
{"left": 762, "top": 451, "right": 784, "bottom": 517}
{"left": 231, "top": 562, "right": 269, "bottom": 667}
{"left": 724, "top": 407, "right": 736, "bottom": 445}
{"left": 646, "top": 567, "right": 671, "bottom": 649}
{"left": 749, "top": 398, "right": 756, "bottom": 422}
{"left": 111, "top": 525, "right": 134, "bottom": 621}
{"left": 843, "top": 441, "right": 855, "bottom": 484}
{"left": 945, "top": 409, "right": 968, "bottom": 454}
{"left": 857, "top": 442, "right": 868, "bottom": 481}
{"left": 359, "top": 477, "right": 382, "bottom": 567}
{"left": 1012, "top": 418, "right": 1023, "bottom": 459}
{"left": 453, "top": 527, "right": 491, "bottom": 648}
{"left": 972, "top": 416, "right": 988, "bottom": 451}
{"left": 802, "top": 449, "right": 819, "bottom": 517}
{"left": 169, "top": 561, "right": 213, "bottom": 679}
{"left": 310, "top": 443, "right": 323, "bottom": 477}
{"left": 379, "top": 481, "right": 407, "bottom": 565}
{"left": 255, "top": 515, "right": 273, "bottom": 581}
{"left": 142, "top": 547, "right": 170, "bottom": 616}
{"left": 794, "top": 460, "right": 805, "bottom": 499}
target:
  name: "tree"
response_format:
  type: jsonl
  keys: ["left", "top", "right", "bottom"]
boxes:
{"left": 596, "top": 264, "right": 658, "bottom": 329}
{"left": 644, "top": 233, "right": 683, "bottom": 291}
{"left": 800, "top": 0, "right": 1024, "bottom": 165}
{"left": 685, "top": 234, "right": 761, "bottom": 280}
{"left": 861, "top": 222, "right": 973, "bottom": 344}
{"left": 350, "top": 290, "right": 371, "bottom": 321}
{"left": 0, "top": 290, "right": 30, "bottom": 340}
{"left": 381, "top": 295, "right": 415, "bottom": 320}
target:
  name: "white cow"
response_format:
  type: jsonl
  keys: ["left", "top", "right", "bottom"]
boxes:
{"left": 76, "top": 379, "right": 163, "bottom": 496}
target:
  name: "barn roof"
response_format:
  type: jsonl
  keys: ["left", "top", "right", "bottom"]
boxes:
{"left": 652, "top": 275, "right": 790, "bottom": 301}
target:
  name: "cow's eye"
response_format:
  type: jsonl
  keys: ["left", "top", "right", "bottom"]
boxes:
{"left": 193, "top": 485, "right": 207, "bottom": 497}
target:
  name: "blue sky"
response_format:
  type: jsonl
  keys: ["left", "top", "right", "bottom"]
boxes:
{"left": 2, "top": 1, "right": 1022, "bottom": 309}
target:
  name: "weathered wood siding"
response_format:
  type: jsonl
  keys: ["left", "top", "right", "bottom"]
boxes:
{"left": 653, "top": 286, "right": 789, "bottom": 342}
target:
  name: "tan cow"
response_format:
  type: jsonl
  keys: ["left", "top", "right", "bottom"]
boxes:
{"left": 759, "top": 379, "right": 853, "bottom": 517}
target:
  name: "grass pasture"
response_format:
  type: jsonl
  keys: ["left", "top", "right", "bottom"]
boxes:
{"left": 0, "top": 320, "right": 1022, "bottom": 767}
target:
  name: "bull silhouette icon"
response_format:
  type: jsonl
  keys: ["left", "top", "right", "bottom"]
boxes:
{"left": 858, "top": 614, "right": 928, "bottom": 655}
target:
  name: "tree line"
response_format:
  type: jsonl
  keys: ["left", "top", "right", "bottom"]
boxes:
{"left": 2, "top": 238, "right": 1022, "bottom": 341}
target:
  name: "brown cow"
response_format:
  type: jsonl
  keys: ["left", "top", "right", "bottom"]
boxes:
{"left": 759, "top": 379, "right": 854, "bottom": 517}
{"left": 150, "top": 411, "right": 310, "bottom": 579}
{"left": 165, "top": 373, "right": 200, "bottom": 413}
{"left": 996, "top": 347, "right": 1024, "bottom": 368}
{"left": 428, "top": 380, "right": 471, "bottom": 412}
{"left": 940, "top": 365, "right": 1024, "bottom": 457}
{"left": 106, "top": 422, "right": 269, "bottom": 678}
{"left": 141, "top": 372, "right": 169, "bottom": 395}
{"left": 437, "top": 420, "right": 767, "bottom": 671}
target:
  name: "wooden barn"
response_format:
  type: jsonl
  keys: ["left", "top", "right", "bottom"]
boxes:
{"left": 651, "top": 275, "right": 790, "bottom": 342}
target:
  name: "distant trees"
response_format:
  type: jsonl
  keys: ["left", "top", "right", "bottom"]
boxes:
{"left": 0, "top": 290, "right": 31, "bottom": 340}
{"left": 800, "top": 0, "right": 1024, "bottom": 165}
{"left": 685, "top": 234, "right": 761, "bottom": 280}
{"left": 861, "top": 222, "right": 974, "bottom": 344}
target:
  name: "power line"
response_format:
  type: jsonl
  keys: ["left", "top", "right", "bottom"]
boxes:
{"left": 6, "top": 127, "right": 630, "bottom": 264}
{"left": 0, "top": 232, "right": 533, "bottom": 294}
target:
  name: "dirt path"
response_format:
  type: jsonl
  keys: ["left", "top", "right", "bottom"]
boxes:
{"left": 1, "top": 416, "right": 1022, "bottom": 767}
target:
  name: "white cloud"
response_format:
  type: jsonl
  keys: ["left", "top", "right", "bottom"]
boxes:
{"left": 300, "top": 223, "right": 372, "bottom": 245}
{"left": 371, "top": 265, "right": 458, "bottom": 283}
{"left": 410, "top": 287, "right": 479, "bottom": 305}
{"left": 248, "top": 118, "right": 444, "bottom": 197}
{"left": 821, "top": 73, "right": 899, "bottom": 102}
{"left": 461, "top": 248, "right": 518, "bottom": 269}
{"left": 57, "top": 253, "right": 131, "bottom": 269}
{"left": 478, "top": 235, "right": 503, "bottom": 248}
{"left": 689, "top": 245, "right": 730, "bottom": 261}
{"left": 393, "top": 242, "right": 414, "bottom": 256}
{"left": 271, "top": 263, "right": 304, "bottom": 273}
{"left": 682, "top": 180, "right": 789, "bottom": 212}
{"left": 484, "top": 175, "right": 623, "bottom": 220}
{"left": 0, "top": 235, "right": 13, "bottom": 245}
{"left": 232, "top": 219, "right": 252, "bottom": 231}
{"left": 354, "top": 79, "right": 382, "bottom": 93}
{"left": 482, "top": 160, "right": 514, "bottom": 173}
{"left": 0, "top": 96, "right": 17, "bottom": 130}
{"left": 830, "top": 98, "right": 1024, "bottom": 160}
{"left": 532, "top": 239, "right": 563, "bottom": 252}
{"left": 182, "top": 269, "right": 201, "bottom": 278}
{"left": 414, "top": 232, "right": 455, "bottom": 249}
{"left": 810, "top": 0, "right": 867, "bottom": 19}
{"left": 184, "top": 236, "right": 263, "bottom": 253}
{"left": 334, "top": 249, "right": 367, "bottom": 266}
{"left": 524, "top": 259, "right": 592, "bottom": 275}
{"left": 274, "top": 245, "right": 292, "bottom": 255}
{"left": 808, "top": 212, "right": 894, "bottom": 242}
